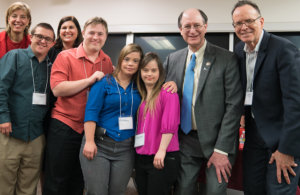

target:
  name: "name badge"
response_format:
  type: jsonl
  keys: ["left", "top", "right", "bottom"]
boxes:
{"left": 119, "top": 116, "right": 133, "bottom": 130}
{"left": 134, "top": 133, "right": 145, "bottom": 148}
{"left": 32, "top": 92, "right": 46, "bottom": 105}
{"left": 244, "top": 92, "right": 253, "bottom": 105}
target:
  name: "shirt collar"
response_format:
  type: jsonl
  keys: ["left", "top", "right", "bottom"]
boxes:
{"left": 244, "top": 30, "right": 264, "bottom": 53}
{"left": 26, "top": 46, "right": 35, "bottom": 59}
{"left": 27, "top": 46, "right": 51, "bottom": 65}
{"left": 188, "top": 39, "right": 207, "bottom": 59}
{"left": 76, "top": 43, "right": 105, "bottom": 64}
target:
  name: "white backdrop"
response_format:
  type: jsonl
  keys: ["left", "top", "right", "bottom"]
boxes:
{"left": 1, "top": 0, "right": 300, "bottom": 33}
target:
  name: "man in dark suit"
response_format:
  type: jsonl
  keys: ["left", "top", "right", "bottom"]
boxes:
{"left": 232, "top": 1, "right": 300, "bottom": 194}
{"left": 163, "top": 8, "right": 243, "bottom": 195}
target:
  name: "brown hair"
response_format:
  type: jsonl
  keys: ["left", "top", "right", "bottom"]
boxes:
{"left": 5, "top": 2, "right": 31, "bottom": 36}
{"left": 54, "top": 16, "right": 83, "bottom": 49}
{"left": 83, "top": 17, "right": 108, "bottom": 34}
{"left": 137, "top": 52, "right": 165, "bottom": 116}
{"left": 112, "top": 43, "right": 144, "bottom": 81}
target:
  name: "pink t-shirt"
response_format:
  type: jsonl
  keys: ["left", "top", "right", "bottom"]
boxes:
{"left": 50, "top": 43, "right": 114, "bottom": 134}
{"left": 135, "top": 88, "right": 180, "bottom": 155}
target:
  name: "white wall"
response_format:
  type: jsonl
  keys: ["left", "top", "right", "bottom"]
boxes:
{"left": 1, "top": 0, "right": 300, "bottom": 33}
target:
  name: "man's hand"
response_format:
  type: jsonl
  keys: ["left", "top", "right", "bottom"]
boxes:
{"left": 88, "top": 71, "right": 105, "bottom": 86}
{"left": 0, "top": 122, "right": 12, "bottom": 136}
{"left": 207, "top": 151, "right": 232, "bottom": 183}
{"left": 269, "top": 150, "right": 297, "bottom": 184}
{"left": 82, "top": 141, "right": 97, "bottom": 160}
{"left": 162, "top": 81, "right": 177, "bottom": 93}
{"left": 153, "top": 149, "right": 166, "bottom": 169}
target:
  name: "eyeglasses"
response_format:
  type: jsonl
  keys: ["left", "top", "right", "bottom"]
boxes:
{"left": 182, "top": 24, "right": 204, "bottom": 31}
{"left": 32, "top": 34, "right": 54, "bottom": 43}
{"left": 232, "top": 16, "right": 261, "bottom": 28}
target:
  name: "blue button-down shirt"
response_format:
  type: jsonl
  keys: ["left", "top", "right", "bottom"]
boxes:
{"left": 0, "top": 46, "right": 51, "bottom": 141}
{"left": 84, "top": 75, "right": 141, "bottom": 141}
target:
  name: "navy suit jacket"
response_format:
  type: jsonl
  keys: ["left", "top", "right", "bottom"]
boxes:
{"left": 235, "top": 30, "right": 300, "bottom": 157}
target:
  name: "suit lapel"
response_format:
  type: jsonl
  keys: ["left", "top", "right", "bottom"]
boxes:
{"left": 196, "top": 43, "right": 216, "bottom": 99}
{"left": 253, "top": 31, "right": 270, "bottom": 83}
{"left": 177, "top": 48, "right": 189, "bottom": 97}
{"left": 239, "top": 47, "right": 247, "bottom": 92}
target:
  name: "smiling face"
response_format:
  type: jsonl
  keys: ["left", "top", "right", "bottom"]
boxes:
{"left": 8, "top": 9, "right": 29, "bottom": 35}
{"left": 30, "top": 27, "right": 54, "bottom": 60}
{"left": 59, "top": 20, "right": 79, "bottom": 46}
{"left": 82, "top": 23, "right": 107, "bottom": 54}
{"left": 141, "top": 59, "right": 160, "bottom": 88}
{"left": 232, "top": 4, "right": 264, "bottom": 50}
{"left": 120, "top": 52, "right": 141, "bottom": 77}
{"left": 179, "top": 9, "right": 207, "bottom": 52}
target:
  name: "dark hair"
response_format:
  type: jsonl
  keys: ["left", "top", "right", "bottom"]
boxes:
{"left": 178, "top": 9, "right": 208, "bottom": 28}
{"left": 31, "top": 23, "right": 55, "bottom": 40}
{"left": 54, "top": 16, "right": 83, "bottom": 49}
{"left": 231, "top": 0, "right": 261, "bottom": 16}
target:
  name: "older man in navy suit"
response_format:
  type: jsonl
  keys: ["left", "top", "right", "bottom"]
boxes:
{"left": 232, "top": 1, "right": 300, "bottom": 194}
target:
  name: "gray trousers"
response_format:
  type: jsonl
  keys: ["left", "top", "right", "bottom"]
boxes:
{"left": 79, "top": 134, "right": 134, "bottom": 195}
{"left": 175, "top": 131, "right": 235, "bottom": 195}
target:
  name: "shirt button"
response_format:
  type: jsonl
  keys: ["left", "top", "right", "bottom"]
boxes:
{"left": 118, "top": 133, "right": 120, "bottom": 136}
{"left": 122, "top": 113, "right": 125, "bottom": 115}
{"left": 125, "top": 103, "right": 128, "bottom": 106}
{"left": 124, "top": 92, "right": 127, "bottom": 95}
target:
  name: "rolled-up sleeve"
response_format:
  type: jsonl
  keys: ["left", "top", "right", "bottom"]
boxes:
{"left": 84, "top": 79, "right": 106, "bottom": 123}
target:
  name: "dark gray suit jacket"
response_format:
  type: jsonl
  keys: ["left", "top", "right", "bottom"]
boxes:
{"left": 163, "top": 42, "right": 243, "bottom": 158}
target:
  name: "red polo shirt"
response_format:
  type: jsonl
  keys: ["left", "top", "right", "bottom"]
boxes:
{"left": 50, "top": 43, "right": 114, "bottom": 134}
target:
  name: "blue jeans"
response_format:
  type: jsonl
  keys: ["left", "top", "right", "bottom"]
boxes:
{"left": 79, "top": 133, "right": 134, "bottom": 195}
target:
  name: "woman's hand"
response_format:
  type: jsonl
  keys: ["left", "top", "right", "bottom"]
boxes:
{"left": 153, "top": 149, "right": 166, "bottom": 169}
{"left": 83, "top": 141, "right": 97, "bottom": 160}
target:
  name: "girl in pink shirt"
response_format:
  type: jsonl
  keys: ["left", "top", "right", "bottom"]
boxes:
{"left": 135, "top": 52, "right": 180, "bottom": 195}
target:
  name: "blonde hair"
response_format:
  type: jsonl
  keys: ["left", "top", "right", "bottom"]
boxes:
{"left": 113, "top": 43, "right": 143, "bottom": 81}
{"left": 5, "top": 2, "right": 31, "bottom": 36}
{"left": 137, "top": 52, "right": 165, "bottom": 116}
{"left": 83, "top": 17, "right": 108, "bottom": 34}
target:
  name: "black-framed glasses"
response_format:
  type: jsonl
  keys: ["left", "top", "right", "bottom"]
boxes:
{"left": 33, "top": 34, "right": 54, "bottom": 43}
{"left": 232, "top": 16, "right": 261, "bottom": 28}
{"left": 182, "top": 24, "right": 204, "bottom": 31}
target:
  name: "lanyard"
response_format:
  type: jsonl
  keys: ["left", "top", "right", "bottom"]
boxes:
{"left": 30, "top": 59, "right": 48, "bottom": 93}
{"left": 82, "top": 56, "right": 103, "bottom": 79}
{"left": 114, "top": 77, "right": 134, "bottom": 117}
{"left": 136, "top": 105, "right": 147, "bottom": 135}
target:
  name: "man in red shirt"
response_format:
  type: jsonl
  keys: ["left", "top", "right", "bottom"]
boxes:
{"left": 43, "top": 17, "right": 114, "bottom": 195}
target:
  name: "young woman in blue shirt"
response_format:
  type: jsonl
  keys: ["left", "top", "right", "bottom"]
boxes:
{"left": 79, "top": 43, "right": 143, "bottom": 195}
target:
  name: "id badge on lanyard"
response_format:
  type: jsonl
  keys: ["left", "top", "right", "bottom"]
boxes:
{"left": 244, "top": 91, "right": 253, "bottom": 105}
{"left": 30, "top": 59, "right": 48, "bottom": 106}
{"left": 134, "top": 112, "right": 147, "bottom": 148}
{"left": 134, "top": 133, "right": 145, "bottom": 147}
{"left": 119, "top": 116, "right": 133, "bottom": 130}
{"left": 32, "top": 92, "right": 47, "bottom": 105}
{"left": 115, "top": 77, "right": 134, "bottom": 130}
